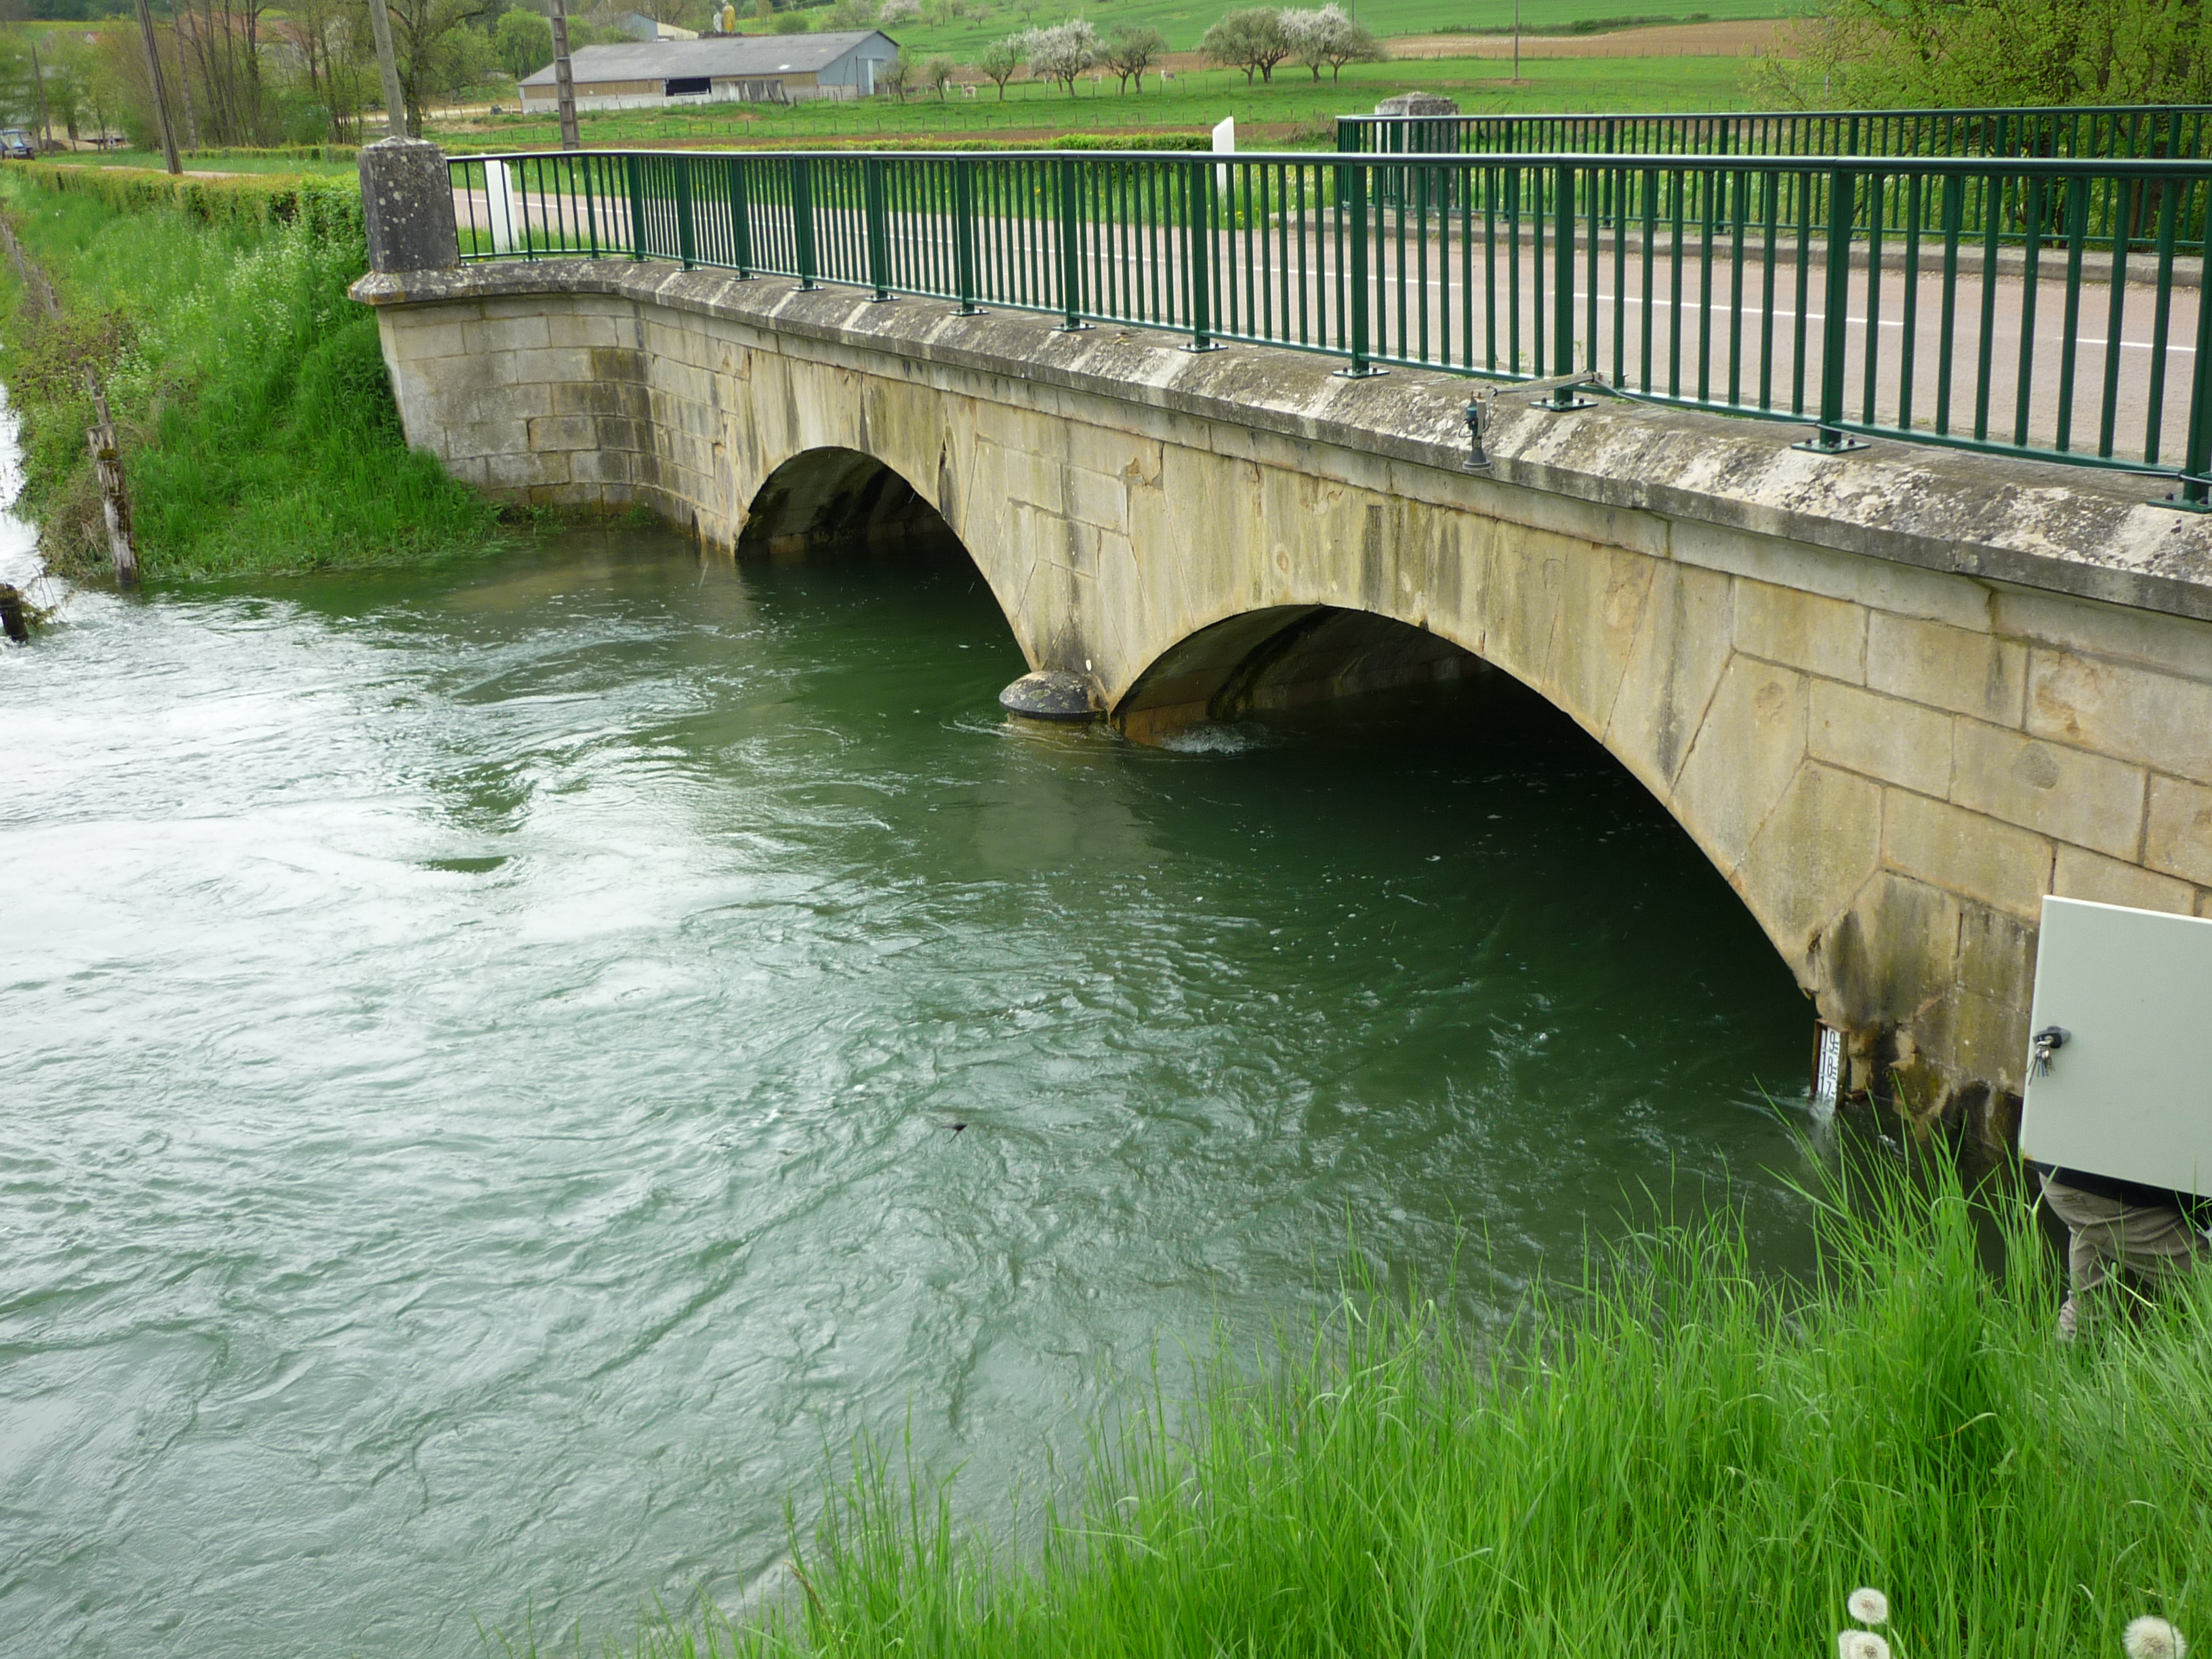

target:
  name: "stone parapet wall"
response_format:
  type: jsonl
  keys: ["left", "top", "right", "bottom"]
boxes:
{"left": 356, "top": 260, "right": 2212, "bottom": 1130}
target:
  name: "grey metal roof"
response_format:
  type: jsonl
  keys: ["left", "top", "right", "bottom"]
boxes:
{"left": 518, "top": 30, "right": 895, "bottom": 85}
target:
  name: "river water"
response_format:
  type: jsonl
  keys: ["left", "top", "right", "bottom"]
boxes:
{"left": 3, "top": 522, "right": 1819, "bottom": 1656}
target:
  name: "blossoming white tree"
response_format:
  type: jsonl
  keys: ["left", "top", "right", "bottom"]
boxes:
{"left": 1018, "top": 18, "right": 1100, "bottom": 94}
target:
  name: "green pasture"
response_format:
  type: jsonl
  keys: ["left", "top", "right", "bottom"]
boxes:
{"left": 439, "top": 54, "right": 1761, "bottom": 152}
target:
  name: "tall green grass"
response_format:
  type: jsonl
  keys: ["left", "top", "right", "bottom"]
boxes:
{"left": 583, "top": 1145, "right": 2209, "bottom": 1659}
{"left": 0, "top": 174, "right": 503, "bottom": 580}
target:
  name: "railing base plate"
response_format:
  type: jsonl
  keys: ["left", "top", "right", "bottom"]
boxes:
{"left": 1056, "top": 321, "right": 1094, "bottom": 333}
{"left": 1182, "top": 341, "right": 1225, "bottom": 354}
{"left": 1533, "top": 395, "right": 1598, "bottom": 411}
{"left": 1333, "top": 365, "right": 1388, "bottom": 380}
{"left": 1791, "top": 435, "right": 1872, "bottom": 456}
{"left": 2151, "top": 492, "right": 2212, "bottom": 514}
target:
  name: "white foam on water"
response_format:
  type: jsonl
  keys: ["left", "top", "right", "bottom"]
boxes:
{"left": 1158, "top": 722, "right": 1273, "bottom": 756}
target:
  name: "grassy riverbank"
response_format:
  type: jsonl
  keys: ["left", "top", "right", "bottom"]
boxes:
{"left": 608, "top": 1147, "right": 2207, "bottom": 1659}
{"left": 0, "top": 168, "right": 501, "bottom": 581}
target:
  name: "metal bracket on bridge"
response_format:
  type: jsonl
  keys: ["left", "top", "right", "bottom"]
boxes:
{"left": 1791, "top": 425, "right": 1872, "bottom": 457}
{"left": 2152, "top": 476, "right": 2212, "bottom": 514}
{"left": 1525, "top": 371, "right": 1602, "bottom": 412}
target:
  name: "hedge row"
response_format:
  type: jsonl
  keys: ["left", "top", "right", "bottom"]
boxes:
{"left": 23, "top": 164, "right": 364, "bottom": 243}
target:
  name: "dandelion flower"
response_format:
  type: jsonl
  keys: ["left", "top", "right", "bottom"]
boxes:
{"left": 1838, "top": 1631, "right": 1892, "bottom": 1659}
{"left": 2125, "top": 1616, "right": 2188, "bottom": 1659}
{"left": 1847, "top": 1589, "right": 1891, "bottom": 1626}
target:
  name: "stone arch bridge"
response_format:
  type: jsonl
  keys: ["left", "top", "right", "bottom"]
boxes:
{"left": 354, "top": 254, "right": 2212, "bottom": 1136}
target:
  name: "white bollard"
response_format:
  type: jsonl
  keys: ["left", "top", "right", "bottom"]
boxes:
{"left": 485, "top": 159, "right": 522, "bottom": 254}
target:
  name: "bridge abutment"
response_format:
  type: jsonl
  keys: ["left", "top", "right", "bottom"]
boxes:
{"left": 354, "top": 257, "right": 2212, "bottom": 1136}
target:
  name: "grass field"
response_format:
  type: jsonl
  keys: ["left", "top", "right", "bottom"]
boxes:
{"left": 567, "top": 1145, "right": 2211, "bottom": 1659}
{"left": 436, "top": 54, "right": 1761, "bottom": 151}
{"left": 33, "top": 152, "right": 363, "bottom": 178}
{"left": 737, "top": 0, "right": 1804, "bottom": 60}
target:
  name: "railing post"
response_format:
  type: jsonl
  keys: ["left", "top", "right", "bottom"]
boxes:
{"left": 675, "top": 155, "right": 696, "bottom": 270}
{"left": 1794, "top": 165, "right": 1869, "bottom": 454}
{"left": 2163, "top": 186, "right": 2212, "bottom": 511}
{"left": 1538, "top": 160, "right": 1595, "bottom": 409}
{"left": 864, "top": 157, "right": 893, "bottom": 301}
{"left": 727, "top": 156, "right": 752, "bottom": 279}
{"left": 953, "top": 158, "right": 979, "bottom": 316}
{"left": 792, "top": 155, "right": 819, "bottom": 291}
{"left": 624, "top": 152, "right": 646, "bottom": 261}
{"left": 1335, "top": 159, "right": 1381, "bottom": 377}
{"left": 1056, "top": 157, "right": 1089, "bottom": 331}
{"left": 1183, "top": 159, "right": 1221, "bottom": 352}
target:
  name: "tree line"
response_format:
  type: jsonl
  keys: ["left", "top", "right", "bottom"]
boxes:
{"left": 872, "top": 3, "right": 1382, "bottom": 102}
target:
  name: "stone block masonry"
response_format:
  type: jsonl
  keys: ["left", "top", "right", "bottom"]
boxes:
{"left": 354, "top": 258, "right": 2212, "bottom": 1139}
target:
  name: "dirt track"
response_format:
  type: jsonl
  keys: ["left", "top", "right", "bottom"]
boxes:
{"left": 1382, "top": 19, "right": 1801, "bottom": 60}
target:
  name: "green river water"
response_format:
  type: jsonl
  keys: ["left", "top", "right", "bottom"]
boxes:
{"left": 2, "top": 526, "right": 1821, "bottom": 1656}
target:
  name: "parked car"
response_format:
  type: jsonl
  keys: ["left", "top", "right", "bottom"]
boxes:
{"left": 0, "top": 129, "right": 36, "bottom": 160}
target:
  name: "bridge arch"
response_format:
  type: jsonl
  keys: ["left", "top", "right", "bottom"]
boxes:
{"left": 1114, "top": 598, "right": 1811, "bottom": 998}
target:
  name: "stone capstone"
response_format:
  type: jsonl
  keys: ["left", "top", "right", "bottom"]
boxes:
{"left": 360, "top": 137, "right": 460, "bottom": 275}
{"left": 1374, "top": 93, "right": 1462, "bottom": 117}
{"left": 999, "top": 670, "right": 1100, "bottom": 721}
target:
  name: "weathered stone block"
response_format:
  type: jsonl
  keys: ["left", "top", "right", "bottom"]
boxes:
{"left": 1066, "top": 467, "right": 1127, "bottom": 533}
{"left": 485, "top": 449, "right": 570, "bottom": 491}
{"left": 1602, "top": 558, "right": 1734, "bottom": 794}
{"left": 1996, "top": 586, "right": 2212, "bottom": 681}
{"left": 1816, "top": 869, "right": 1961, "bottom": 1033}
{"left": 2052, "top": 844, "right": 2198, "bottom": 914}
{"left": 387, "top": 315, "right": 472, "bottom": 362}
{"left": 1867, "top": 611, "right": 2026, "bottom": 726}
{"left": 2025, "top": 649, "right": 2212, "bottom": 786}
{"left": 1734, "top": 579, "right": 1867, "bottom": 682}
{"left": 1949, "top": 719, "right": 2144, "bottom": 861}
{"left": 571, "top": 449, "right": 633, "bottom": 486}
{"left": 464, "top": 313, "right": 551, "bottom": 355}
{"left": 1741, "top": 759, "right": 1883, "bottom": 956}
{"left": 1883, "top": 790, "right": 2053, "bottom": 920}
{"left": 1809, "top": 680, "right": 1952, "bottom": 796}
{"left": 2144, "top": 774, "right": 2212, "bottom": 887}
{"left": 546, "top": 311, "right": 627, "bottom": 351}
{"left": 1672, "top": 655, "right": 1809, "bottom": 871}
{"left": 527, "top": 415, "right": 598, "bottom": 454}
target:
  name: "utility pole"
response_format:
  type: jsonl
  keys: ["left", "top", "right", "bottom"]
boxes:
{"left": 548, "top": 0, "right": 581, "bottom": 151}
{"left": 129, "top": 0, "right": 181, "bottom": 176}
{"left": 365, "top": 0, "right": 409, "bottom": 138}
{"left": 27, "top": 41, "right": 52, "bottom": 152}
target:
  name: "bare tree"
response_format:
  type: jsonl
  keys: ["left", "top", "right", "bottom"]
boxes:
{"left": 1103, "top": 22, "right": 1162, "bottom": 89}
{"left": 977, "top": 35, "right": 1023, "bottom": 97}
{"left": 1200, "top": 7, "right": 1290, "bottom": 85}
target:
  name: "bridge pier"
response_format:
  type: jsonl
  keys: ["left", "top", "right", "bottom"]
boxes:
{"left": 354, "top": 234, "right": 2212, "bottom": 1141}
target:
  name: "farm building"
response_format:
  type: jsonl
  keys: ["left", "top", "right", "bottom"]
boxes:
{"left": 516, "top": 31, "right": 899, "bottom": 110}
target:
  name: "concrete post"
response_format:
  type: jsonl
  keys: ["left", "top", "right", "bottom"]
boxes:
{"left": 360, "top": 137, "right": 459, "bottom": 275}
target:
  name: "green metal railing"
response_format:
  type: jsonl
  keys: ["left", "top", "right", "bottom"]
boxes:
{"left": 451, "top": 148, "right": 2212, "bottom": 501}
{"left": 1338, "top": 106, "right": 2212, "bottom": 163}
{"left": 1342, "top": 107, "right": 2212, "bottom": 243}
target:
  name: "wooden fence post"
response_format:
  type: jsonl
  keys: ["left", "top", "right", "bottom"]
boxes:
{"left": 82, "top": 372, "right": 137, "bottom": 587}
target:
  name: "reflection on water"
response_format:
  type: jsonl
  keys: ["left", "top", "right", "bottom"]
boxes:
{"left": 2, "top": 529, "right": 1814, "bottom": 1658}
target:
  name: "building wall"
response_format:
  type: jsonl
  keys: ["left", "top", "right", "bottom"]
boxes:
{"left": 359, "top": 263, "right": 2212, "bottom": 1136}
